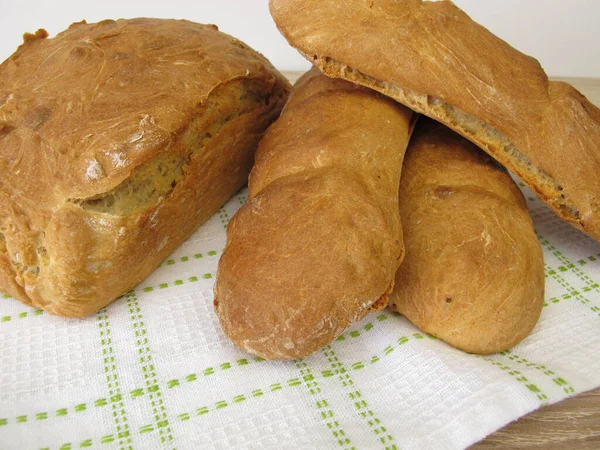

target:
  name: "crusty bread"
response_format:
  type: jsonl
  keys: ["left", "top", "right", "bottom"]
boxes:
{"left": 270, "top": 0, "right": 600, "bottom": 241}
{"left": 0, "top": 18, "right": 290, "bottom": 317}
{"left": 388, "top": 119, "right": 544, "bottom": 354}
{"left": 214, "top": 67, "right": 414, "bottom": 360}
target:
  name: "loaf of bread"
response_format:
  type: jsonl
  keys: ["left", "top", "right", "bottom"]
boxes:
{"left": 270, "top": 0, "right": 600, "bottom": 241}
{"left": 214, "top": 67, "right": 414, "bottom": 360}
{"left": 389, "top": 119, "right": 545, "bottom": 354}
{"left": 0, "top": 18, "right": 290, "bottom": 317}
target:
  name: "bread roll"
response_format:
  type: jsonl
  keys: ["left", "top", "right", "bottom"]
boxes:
{"left": 270, "top": 0, "right": 600, "bottom": 241}
{"left": 389, "top": 119, "right": 545, "bottom": 354}
{"left": 0, "top": 18, "right": 290, "bottom": 317}
{"left": 214, "top": 68, "right": 414, "bottom": 360}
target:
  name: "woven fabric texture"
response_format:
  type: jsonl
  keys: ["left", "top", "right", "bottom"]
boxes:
{"left": 1, "top": 182, "right": 600, "bottom": 450}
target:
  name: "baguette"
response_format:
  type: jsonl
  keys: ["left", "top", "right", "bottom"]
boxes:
{"left": 0, "top": 18, "right": 290, "bottom": 317}
{"left": 214, "top": 68, "right": 414, "bottom": 359}
{"left": 270, "top": 0, "right": 600, "bottom": 241}
{"left": 389, "top": 119, "right": 544, "bottom": 354}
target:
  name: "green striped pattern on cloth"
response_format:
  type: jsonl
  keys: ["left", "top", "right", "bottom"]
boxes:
{"left": 1, "top": 183, "right": 600, "bottom": 450}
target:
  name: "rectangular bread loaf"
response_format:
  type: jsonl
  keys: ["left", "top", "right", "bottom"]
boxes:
{"left": 0, "top": 18, "right": 290, "bottom": 317}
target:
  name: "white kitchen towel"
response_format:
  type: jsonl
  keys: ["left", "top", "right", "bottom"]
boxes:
{"left": 1, "top": 182, "right": 600, "bottom": 450}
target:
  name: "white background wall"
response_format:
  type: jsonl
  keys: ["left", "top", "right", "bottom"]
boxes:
{"left": 0, "top": 0, "right": 598, "bottom": 77}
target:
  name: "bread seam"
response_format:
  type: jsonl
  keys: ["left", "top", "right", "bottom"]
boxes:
{"left": 308, "top": 54, "right": 583, "bottom": 229}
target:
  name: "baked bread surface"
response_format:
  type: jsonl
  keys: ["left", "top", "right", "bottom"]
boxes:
{"left": 0, "top": 18, "right": 290, "bottom": 317}
{"left": 389, "top": 119, "right": 545, "bottom": 354}
{"left": 214, "top": 68, "right": 414, "bottom": 359}
{"left": 270, "top": 0, "right": 600, "bottom": 241}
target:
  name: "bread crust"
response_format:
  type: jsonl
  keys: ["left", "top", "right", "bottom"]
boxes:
{"left": 270, "top": 0, "right": 600, "bottom": 241}
{"left": 389, "top": 119, "right": 545, "bottom": 354}
{"left": 214, "top": 68, "right": 414, "bottom": 359}
{"left": 0, "top": 18, "right": 290, "bottom": 317}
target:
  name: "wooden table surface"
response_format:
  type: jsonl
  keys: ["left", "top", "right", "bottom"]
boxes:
{"left": 283, "top": 71, "right": 600, "bottom": 448}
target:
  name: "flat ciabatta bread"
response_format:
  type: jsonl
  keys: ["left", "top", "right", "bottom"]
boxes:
{"left": 214, "top": 68, "right": 414, "bottom": 360}
{"left": 389, "top": 119, "right": 544, "bottom": 354}
{"left": 0, "top": 18, "right": 290, "bottom": 317}
{"left": 270, "top": 0, "right": 600, "bottom": 241}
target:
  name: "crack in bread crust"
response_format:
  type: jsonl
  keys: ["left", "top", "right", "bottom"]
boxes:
{"left": 70, "top": 79, "right": 285, "bottom": 215}
{"left": 0, "top": 18, "right": 292, "bottom": 316}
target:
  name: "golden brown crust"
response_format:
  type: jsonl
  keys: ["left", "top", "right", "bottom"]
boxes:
{"left": 214, "top": 68, "right": 413, "bottom": 360}
{"left": 270, "top": 0, "right": 600, "bottom": 241}
{"left": 389, "top": 119, "right": 545, "bottom": 354}
{"left": 0, "top": 18, "right": 290, "bottom": 317}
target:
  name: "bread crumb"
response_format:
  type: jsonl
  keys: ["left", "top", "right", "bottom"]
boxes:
{"left": 149, "top": 210, "right": 159, "bottom": 228}
{"left": 139, "top": 114, "right": 155, "bottom": 127}
{"left": 482, "top": 229, "right": 492, "bottom": 247}
{"left": 158, "top": 236, "right": 169, "bottom": 251}
{"left": 109, "top": 151, "right": 128, "bottom": 168}
{"left": 85, "top": 158, "right": 103, "bottom": 181}
{"left": 129, "top": 131, "right": 144, "bottom": 143}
